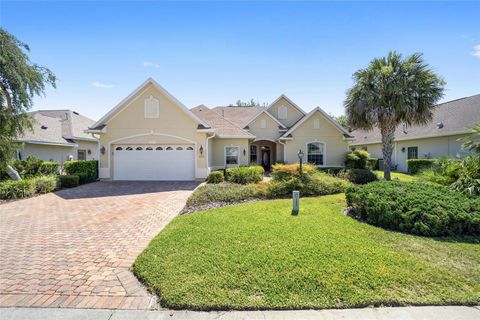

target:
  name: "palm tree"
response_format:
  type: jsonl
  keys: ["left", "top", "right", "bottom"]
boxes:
{"left": 344, "top": 51, "right": 445, "bottom": 180}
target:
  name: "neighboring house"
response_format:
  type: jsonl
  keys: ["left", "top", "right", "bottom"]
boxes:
{"left": 17, "top": 110, "right": 98, "bottom": 164}
{"left": 87, "top": 78, "right": 352, "bottom": 181}
{"left": 350, "top": 94, "right": 480, "bottom": 172}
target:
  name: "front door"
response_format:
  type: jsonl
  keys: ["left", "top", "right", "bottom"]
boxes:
{"left": 261, "top": 146, "right": 271, "bottom": 171}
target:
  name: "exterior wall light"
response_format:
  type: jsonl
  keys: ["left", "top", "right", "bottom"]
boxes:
{"left": 199, "top": 145, "right": 204, "bottom": 156}
{"left": 100, "top": 146, "right": 106, "bottom": 155}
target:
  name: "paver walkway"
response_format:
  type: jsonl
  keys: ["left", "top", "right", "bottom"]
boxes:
{"left": 0, "top": 181, "right": 199, "bottom": 310}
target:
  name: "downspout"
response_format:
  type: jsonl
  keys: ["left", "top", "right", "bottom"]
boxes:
{"left": 206, "top": 131, "right": 216, "bottom": 173}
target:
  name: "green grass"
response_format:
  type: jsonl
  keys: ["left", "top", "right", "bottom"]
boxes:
{"left": 134, "top": 194, "right": 480, "bottom": 310}
{"left": 374, "top": 170, "right": 418, "bottom": 182}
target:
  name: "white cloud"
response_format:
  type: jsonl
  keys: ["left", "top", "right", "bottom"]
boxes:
{"left": 92, "top": 81, "right": 114, "bottom": 88}
{"left": 472, "top": 44, "right": 480, "bottom": 58}
{"left": 142, "top": 61, "right": 160, "bottom": 68}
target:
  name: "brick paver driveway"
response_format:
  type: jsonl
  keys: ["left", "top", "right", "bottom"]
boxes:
{"left": 0, "top": 181, "right": 199, "bottom": 310}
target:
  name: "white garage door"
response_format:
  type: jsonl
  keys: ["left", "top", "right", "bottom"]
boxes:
{"left": 113, "top": 145, "right": 195, "bottom": 181}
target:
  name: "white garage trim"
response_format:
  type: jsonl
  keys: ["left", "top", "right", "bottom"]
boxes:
{"left": 103, "top": 132, "right": 199, "bottom": 179}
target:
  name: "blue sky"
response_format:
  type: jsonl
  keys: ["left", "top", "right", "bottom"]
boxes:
{"left": 1, "top": 1, "right": 479, "bottom": 121}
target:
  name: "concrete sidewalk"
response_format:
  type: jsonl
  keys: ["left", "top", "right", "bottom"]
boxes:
{"left": 1, "top": 306, "right": 479, "bottom": 320}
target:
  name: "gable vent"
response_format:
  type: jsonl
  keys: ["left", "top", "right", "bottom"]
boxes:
{"left": 40, "top": 125, "right": 48, "bottom": 130}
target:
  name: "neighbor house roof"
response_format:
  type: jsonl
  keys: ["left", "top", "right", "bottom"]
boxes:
{"left": 191, "top": 105, "right": 255, "bottom": 139}
{"left": 18, "top": 110, "right": 97, "bottom": 146}
{"left": 350, "top": 94, "right": 480, "bottom": 145}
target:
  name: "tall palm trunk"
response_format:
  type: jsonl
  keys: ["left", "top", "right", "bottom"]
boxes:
{"left": 380, "top": 123, "right": 396, "bottom": 181}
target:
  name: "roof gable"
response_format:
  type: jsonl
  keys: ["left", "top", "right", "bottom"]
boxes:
{"left": 280, "top": 107, "right": 352, "bottom": 139}
{"left": 245, "top": 110, "right": 287, "bottom": 129}
{"left": 267, "top": 94, "right": 306, "bottom": 116}
{"left": 90, "top": 78, "right": 208, "bottom": 129}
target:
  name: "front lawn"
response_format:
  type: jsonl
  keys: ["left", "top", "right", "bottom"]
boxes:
{"left": 374, "top": 170, "right": 417, "bottom": 182}
{"left": 133, "top": 194, "right": 480, "bottom": 310}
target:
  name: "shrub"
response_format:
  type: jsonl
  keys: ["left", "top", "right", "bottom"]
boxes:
{"left": 317, "top": 167, "right": 344, "bottom": 175}
{"left": 366, "top": 158, "right": 379, "bottom": 170}
{"left": 77, "top": 173, "right": 89, "bottom": 185}
{"left": 267, "top": 172, "right": 351, "bottom": 198}
{"left": 270, "top": 163, "right": 316, "bottom": 181}
{"left": 345, "top": 181, "right": 480, "bottom": 237}
{"left": 450, "top": 155, "right": 480, "bottom": 196}
{"left": 12, "top": 155, "right": 43, "bottom": 178}
{"left": 345, "top": 149, "right": 370, "bottom": 169}
{"left": 59, "top": 175, "right": 80, "bottom": 188}
{"left": 0, "top": 179, "right": 36, "bottom": 199}
{"left": 338, "top": 169, "right": 378, "bottom": 184}
{"left": 207, "top": 171, "right": 224, "bottom": 184}
{"left": 226, "top": 166, "right": 263, "bottom": 184}
{"left": 38, "top": 161, "right": 60, "bottom": 175}
{"left": 64, "top": 160, "right": 98, "bottom": 182}
{"left": 32, "top": 175, "right": 57, "bottom": 194}
{"left": 186, "top": 183, "right": 264, "bottom": 207}
{"left": 407, "top": 159, "right": 435, "bottom": 174}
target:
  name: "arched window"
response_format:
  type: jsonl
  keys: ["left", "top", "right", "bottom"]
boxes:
{"left": 186, "top": 146, "right": 194, "bottom": 150}
{"left": 313, "top": 118, "right": 320, "bottom": 129}
{"left": 176, "top": 147, "right": 183, "bottom": 150}
{"left": 126, "top": 147, "right": 133, "bottom": 151}
{"left": 260, "top": 118, "right": 267, "bottom": 129}
{"left": 156, "top": 146, "right": 163, "bottom": 150}
{"left": 136, "top": 147, "right": 143, "bottom": 151}
{"left": 146, "top": 147, "right": 153, "bottom": 151}
{"left": 115, "top": 147, "right": 123, "bottom": 151}
{"left": 166, "top": 147, "right": 173, "bottom": 150}
{"left": 278, "top": 105, "right": 287, "bottom": 120}
{"left": 307, "top": 142, "right": 324, "bottom": 165}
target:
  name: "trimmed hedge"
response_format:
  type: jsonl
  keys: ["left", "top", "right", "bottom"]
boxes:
{"left": 186, "top": 183, "right": 264, "bottom": 207}
{"left": 345, "top": 181, "right": 480, "bottom": 237}
{"left": 12, "top": 155, "right": 43, "bottom": 178}
{"left": 407, "top": 159, "right": 435, "bottom": 174}
{"left": 59, "top": 175, "right": 80, "bottom": 188}
{"left": 77, "top": 173, "right": 89, "bottom": 185}
{"left": 38, "top": 161, "right": 60, "bottom": 175}
{"left": 338, "top": 169, "right": 378, "bottom": 185}
{"left": 267, "top": 172, "right": 351, "bottom": 198}
{"left": 207, "top": 171, "right": 224, "bottom": 184}
{"left": 64, "top": 160, "right": 98, "bottom": 182}
{"left": 32, "top": 175, "right": 57, "bottom": 194}
{"left": 0, "top": 179, "right": 36, "bottom": 199}
{"left": 317, "top": 167, "right": 344, "bottom": 175}
{"left": 270, "top": 163, "right": 316, "bottom": 181}
{"left": 226, "top": 166, "right": 263, "bottom": 184}
{"left": 345, "top": 149, "right": 370, "bottom": 169}
{"left": 367, "top": 158, "right": 379, "bottom": 170}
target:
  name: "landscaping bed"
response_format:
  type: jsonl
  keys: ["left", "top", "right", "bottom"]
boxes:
{"left": 133, "top": 194, "right": 480, "bottom": 310}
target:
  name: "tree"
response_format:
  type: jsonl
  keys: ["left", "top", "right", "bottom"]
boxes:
{"left": 230, "top": 99, "right": 267, "bottom": 107}
{"left": 333, "top": 114, "right": 351, "bottom": 132}
{"left": 0, "top": 28, "right": 56, "bottom": 165}
{"left": 460, "top": 123, "right": 480, "bottom": 154}
{"left": 344, "top": 51, "right": 445, "bottom": 180}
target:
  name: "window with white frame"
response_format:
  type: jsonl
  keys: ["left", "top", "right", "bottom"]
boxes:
{"left": 144, "top": 95, "right": 159, "bottom": 118}
{"left": 250, "top": 145, "right": 257, "bottom": 164}
{"left": 260, "top": 118, "right": 267, "bottom": 129}
{"left": 307, "top": 142, "right": 324, "bottom": 165}
{"left": 225, "top": 146, "right": 239, "bottom": 166}
{"left": 313, "top": 118, "right": 320, "bottom": 129}
{"left": 278, "top": 105, "right": 287, "bottom": 120}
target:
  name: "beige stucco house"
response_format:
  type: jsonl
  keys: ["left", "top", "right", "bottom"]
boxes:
{"left": 87, "top": 78, "right": 352, "bottom": 181}
{"left": 350, "top": 94, "right": 480, "bottom": 172}
{"left": 17, "top": 110, "right": 98, "bottom": 163}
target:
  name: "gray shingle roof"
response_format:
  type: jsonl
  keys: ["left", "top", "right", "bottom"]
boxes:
{"left": 351, "top": 94, "right": 480, "bottom": 145}
{"left": 18, "top": 110, "right": 97, "bottom": 145}
{"left": 212, "top": 106, "right": 264, "bottom": 128}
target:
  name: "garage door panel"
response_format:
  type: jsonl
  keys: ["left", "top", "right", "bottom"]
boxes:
{"left": 113, "top": 145, "right": 195, "bottom": 181}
